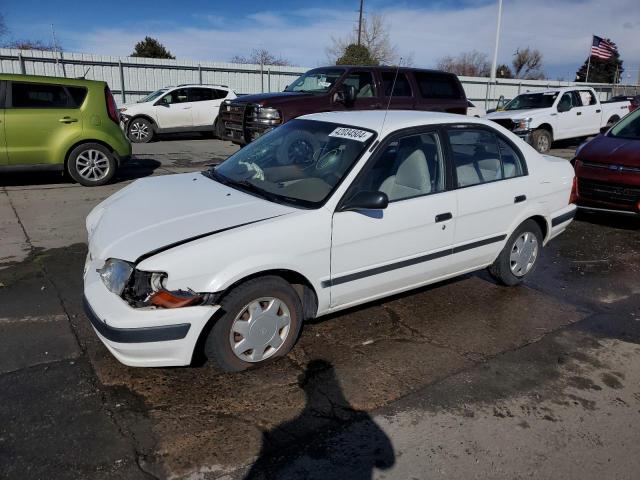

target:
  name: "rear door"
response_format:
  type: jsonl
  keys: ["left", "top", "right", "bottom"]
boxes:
{"left": 188, "top": 87, "right": 222, "bottom": 127}
{"left": 153, "top": 88, "right": 193, "bottom": 129}
{"left": 4, "top": 80, "right": 83, "bottom": 166}
{"left": 0, "top": 82, "right": 7, "bottom": 166}
{"left": 575, "top": 90, "right": 600, "bottom": 136}
{"left": 445, "top": 125, "right": 530, "bottom": 271}
{"left": 330, "top": 129, "right": 456, "bottom": 307}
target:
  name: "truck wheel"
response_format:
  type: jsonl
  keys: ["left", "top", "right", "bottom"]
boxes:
{"left": 67, "top": 143, "right": 116, "bottom": 187}
{"left": 214, "top": 118, "right": 225, "bottom": 139}
{"left": 606, "top": 116, "right": 620, "bottom": 128}
{"left": 489, "top": 219, "right": 543, "bottom": 286}
{"left": 128, "top": 118, "right": 154, "bottom": 143}
{"left": 531, "top": 128, "right": 552, "bottom": 153}
{"left": 204, "top": 276, "right": 303, "bottom": 372}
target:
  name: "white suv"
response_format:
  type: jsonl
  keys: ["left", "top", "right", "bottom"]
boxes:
{"left": 119, "top": 85, "right": 236, "bottom": 143}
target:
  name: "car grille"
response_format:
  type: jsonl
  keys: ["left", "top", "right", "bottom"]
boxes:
{"left": 581, "top": 160, "right": 640, "bottom": 174}
{"left": 490, "top": 119, "right": 515, "bottom": 131}
{"left": 578, "top": 178, "right": 640, "bottom": 205}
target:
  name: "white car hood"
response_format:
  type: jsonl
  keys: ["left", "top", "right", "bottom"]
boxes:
{"left": 87, "top": 172, "right": 296, "bottom": 263}
{"left": 487, "top": 108, "right": 548, "bottom": 120}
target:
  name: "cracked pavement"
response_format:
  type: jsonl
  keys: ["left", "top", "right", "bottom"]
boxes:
{"left": 1, "top": 138, "right": 640, "bottom": 479}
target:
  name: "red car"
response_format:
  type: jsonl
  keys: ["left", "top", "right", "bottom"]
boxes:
{"left": 573, "top": 108, "right": 640, "bottom": 214}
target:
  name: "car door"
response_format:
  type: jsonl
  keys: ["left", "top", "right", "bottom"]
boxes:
{"left": 330, "top": 129, "right": 457, "bottom": 308}
{"left": 153, "top": 88, "right": 193, "bottom": 129}
{"left": 445, "top": 125, "right": 530, "bottom": 271}
{"left": 0, "top": 82, "right": 7, "bottom": 166}
{"left": 339, "top": 70, "right": 383, "bottom": 110}
{"left": 188, "top": 87, "right": 219, "bottom": 127}
{"left": 554, "top": 91, "right": 579, "bottom": 140}
{"left": 575, "top": 90, "right": 600, "bottom": 136}
{"left": 4, "top": 80, "right": 83, "bottom": 166}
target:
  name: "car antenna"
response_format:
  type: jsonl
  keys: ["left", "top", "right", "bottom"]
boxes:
{"left": 77, "top": 66, "right": 92, "bottom": 79}
{"left": 379, "top": 57, "right": 403, "bottom": 138}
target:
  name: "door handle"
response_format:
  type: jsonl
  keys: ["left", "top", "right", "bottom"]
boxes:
{"left": 514, "top": 195, "right": 527, "bottom": 203}
{"left": 576, "top": 111, "right": 582, "bottom": 116}
{"left": 182, "top": 106, "right": 192, "bottom": 110}
{"left": 435, "top": 212, "right": 453, "bottom": 223}
{"left": 596, "top": 109, "right": 601, "bottom": 113}
{"left": 59, "top": 117, "right": 78, "bottom": 123}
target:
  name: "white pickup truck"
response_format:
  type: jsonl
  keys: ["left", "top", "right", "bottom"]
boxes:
{"left": 487, "top": 87, "right": 631, "bottom": 153}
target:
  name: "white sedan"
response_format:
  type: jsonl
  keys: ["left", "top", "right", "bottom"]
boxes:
{"left": 83, "top": 111, "right": 576, "bottom": 371}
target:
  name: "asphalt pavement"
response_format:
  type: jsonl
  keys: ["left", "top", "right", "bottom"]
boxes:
{"left": 1, "top": 135, "right": 639, "bottom": 479}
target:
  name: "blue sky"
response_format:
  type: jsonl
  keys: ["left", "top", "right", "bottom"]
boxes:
{"left": 2, "top": 0, "right": 639, "bottom": 81}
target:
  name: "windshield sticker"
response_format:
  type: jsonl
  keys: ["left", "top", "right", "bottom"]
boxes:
{"left": 318, "top": 81, "right": 331, "bottom": 88}
{"left": 329, "top": 127, "right": 374, "bottom": 142}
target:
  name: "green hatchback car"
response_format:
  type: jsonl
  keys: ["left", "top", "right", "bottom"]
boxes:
{"left": 0, "top": 74, "right": 131, "bottom": 186}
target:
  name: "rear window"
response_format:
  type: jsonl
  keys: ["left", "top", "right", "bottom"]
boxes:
{"left": 10, "top": 82, "right": 86, "bottom": 108}
{"left": 381, "top": 71, "right": 412, "bottom": 97}
{"left": 414, "top": 72, "right": 463, "bottom": 99}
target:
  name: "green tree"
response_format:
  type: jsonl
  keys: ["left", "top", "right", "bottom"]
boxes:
{"left": 131, "top": 37, "right": 175, "bottom": 59}
{"left": 336, "top": 44, "right": 379, "bottom": 66}
{"left": 496, "top": 64, "right": 513, "bottom": 79}
{"left": 575, "top": 53, "right": 623, "bottom": 83}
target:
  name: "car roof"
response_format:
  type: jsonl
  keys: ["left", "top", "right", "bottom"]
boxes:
{"left": 170, "top": 84, "right": 230, "bottom": 89}
{"left": 0, "top": 73, "right": 105, "bottom": 87}
{"left": 298, "top": 110, "right": 494, "bottom": 136}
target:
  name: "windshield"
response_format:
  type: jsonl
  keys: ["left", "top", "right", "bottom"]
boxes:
{"left": 284, "top": 69, "right": 345, "bottom": 93}
{"left": 504, "top": 92, "right": 559, "bottom": 111}
{"left": 138, "top": 89, "right": 168, "bottom": 103}
{"left": 207, "top": 119, "right": 375, "bottom": 208}
{"left": 609, "top": 109, "right": 640, "bottom": 140}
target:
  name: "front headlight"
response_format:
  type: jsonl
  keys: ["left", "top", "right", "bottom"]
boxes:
{"left": 98, "top": 259, "right": 133, "bottom": 295}
{"left": 254, "top": 106, "right": 282, "bottom": 124}
{"left": 513, "top": 118, "right": 532, "bottom": 131}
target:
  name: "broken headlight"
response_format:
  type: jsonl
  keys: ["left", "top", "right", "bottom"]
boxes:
{"left": 98, "top": 259, "right": 133, "bottom": 295}
{"left": 122, "top": 269, "right": 204, "bottom": 309}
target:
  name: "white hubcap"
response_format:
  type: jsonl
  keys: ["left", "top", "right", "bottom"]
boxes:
{"left": 76, "top": 149, "right": 110, "bottom": 181}
{"left": 510, "top": 232, "right": 539, "bottom": 276}
{"left": 130, "top": 122, "right": 149, "bottom": 140}
{"left": 229, "top": 297, "right": 291, "bottom": 363}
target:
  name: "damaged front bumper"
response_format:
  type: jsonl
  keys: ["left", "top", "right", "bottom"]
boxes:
{"left": 83, "top": 257, "right": 219, "bottom": 367}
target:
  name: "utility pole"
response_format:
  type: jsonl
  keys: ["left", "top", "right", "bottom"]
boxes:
{"left": 489, "top": 0, "right": 503, "bottom": 84}
{"left": 357, "top": 0, "right": 364, "bottom": 46}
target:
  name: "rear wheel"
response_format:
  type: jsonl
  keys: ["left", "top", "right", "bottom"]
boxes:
{"left": 531, "top": 128, "right": 552, "bottom": 153}
{"left": 67, "top": 143, "right": 116, "bottom": 187}
{"left": 489, "top": 220, "right": 543, "bottom": 286}
{"left": 204, "top": 276, "right": 303, "bottom": 371}
{"left": 214, "top": 118, "right": 225, "bottom": 139}
{"left": 128, "top": 118, "right": 154, "bottom": 143}
{"left": 606, "top": 116, "right": 620, "bottom": 128}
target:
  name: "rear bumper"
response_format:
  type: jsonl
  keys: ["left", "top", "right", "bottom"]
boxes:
{"left": 547, "top": 204, "right": 577, "bottom": 242}
{"left": 83, "top": 258, "right": 219, "bottom": 367}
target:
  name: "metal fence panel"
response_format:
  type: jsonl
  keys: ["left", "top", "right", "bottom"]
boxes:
{"left": 0, "top": 48, "right": 636, "bottom": 107}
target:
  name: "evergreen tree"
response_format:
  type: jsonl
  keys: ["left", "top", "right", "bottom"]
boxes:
{"left": 336, "top": 44, "right": 379, "bottom": 66}
{"left": 576, "top": 53, "right": 623, "bottom": 83}
{"left": 131, "top": 37, "right": 175, "bottom": 59}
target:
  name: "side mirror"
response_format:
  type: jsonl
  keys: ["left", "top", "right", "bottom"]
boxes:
{"left": 335, "top": 84, "right": 357, "bottom": 105}
{"left": 155, "top": 97, "right": 170, "bottom": 107}
{"left": 486, "top": 108, "right": 496, "bottom": 114}
{"left": 340, "top": 191, "right": 389, "bottom": 212}
{"left": 557, "top": 103, "right": 571, "bottom": 113}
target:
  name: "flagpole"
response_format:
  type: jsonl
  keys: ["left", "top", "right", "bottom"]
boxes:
{"left": 585, "top": 35, "right": 592, "bottom": 83}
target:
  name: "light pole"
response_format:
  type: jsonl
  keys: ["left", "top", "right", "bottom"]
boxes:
{"left": 489, "top": 0, "right": 503, "bottom": 107}
{"left": 357, "top": 0, "right": 364, "bottom": 46}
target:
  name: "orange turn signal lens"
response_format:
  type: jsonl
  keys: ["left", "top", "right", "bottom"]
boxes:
{"left": 150, "top": 290, "right": 201, "bottom": 309}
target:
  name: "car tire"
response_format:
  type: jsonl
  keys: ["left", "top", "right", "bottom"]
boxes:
{"left": 214, "top": 118, "right": 225, "bottom": 139}
{"left": 488, "top": 219, "right": 543, "bottom": 286}
{"left": 67, "top": 143, "right": 117, "bottom": 187}
{"left": 606, "top": 116, "right": 619, "bottom": 127}
{"left": 204, "top": 276, "right": 303, "bottom": 372}
{"left": 531, "top": 128, "right": 552, "bottom": 153}
{"left": 128, "top": 118, "right": 154, "bottom": 143}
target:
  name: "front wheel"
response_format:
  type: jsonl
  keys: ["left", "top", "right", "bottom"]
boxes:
{"left": 214, "top": 118, "right": 225, "bottom": 139}
{"left": 489, "top": 220, "right": 543, "bottom": 286}
{"left": 128, "top": 118, "right": 154, "bottom": 143}
{"left": 204, "top": 276, "right": 303, "bottom": 371}
{"left": 531, "top": 129, "right": 552, "bottom": 153}
{"left": 67, "top": 143, "right": 116, "bottom": 187}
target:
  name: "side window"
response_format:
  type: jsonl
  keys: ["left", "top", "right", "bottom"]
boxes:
{"left": 350, "top": 132, "right": 445, "bottom": 202}
{"left": 11, "top": 82, "right": 72, "bottom": 108}
{"left": 188, "top": 88, "right": 214, "bottom": 102}
{"left": 213, "top": 89, "right": 229, "bottom": 100}
{"left": 497, "top": 138, "right": 525, "bottom": 178}
{"left": 558, "top": 92, "right": 573, "bottom": 110}
{"left": 343, "top": 71, "right": 376, "bottom": 99}
{"left": 414, "top": 72, "right": 462, "bottom": 99}
{"left": 381, "top": 71, "right": 412, "bottom": 97}
{"left": 571, "top": 91, "right": 584, "bottom": 107}
{"left": 579, "top": 90, "right": 597, "bottom": 106}
{"left": 67, "top": 87, "right": 88, "bottom": 107}
{"left": 448, "top": 129, "right": 502, "bottom": 187}
{"left": 161, "top": 88, "right": 189, "bottom": 104}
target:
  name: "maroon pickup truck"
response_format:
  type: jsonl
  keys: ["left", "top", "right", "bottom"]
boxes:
{"left": 219, "top": 66, "right": 468, "bottom": 145}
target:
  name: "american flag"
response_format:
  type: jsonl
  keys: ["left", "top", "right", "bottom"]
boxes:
{"left": 590, "top": 36, "right": 618, "bottom": 60}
